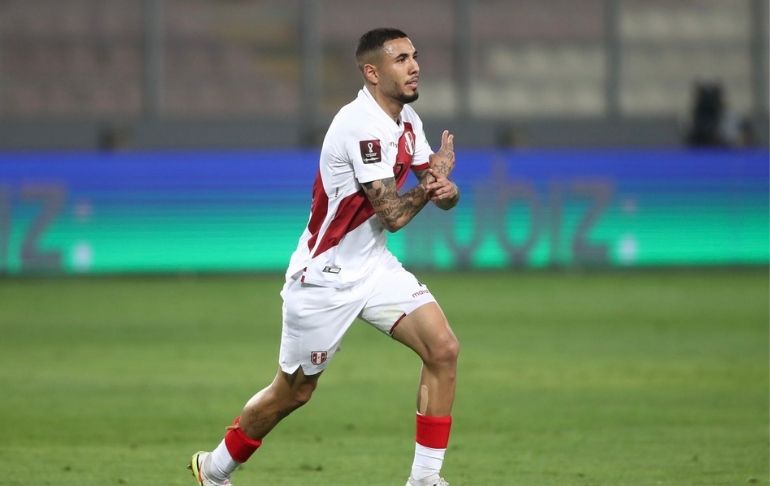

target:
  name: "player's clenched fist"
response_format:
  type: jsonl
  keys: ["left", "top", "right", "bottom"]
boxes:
{"left": 423, "top": 168, "right": 459, "bottom": 210}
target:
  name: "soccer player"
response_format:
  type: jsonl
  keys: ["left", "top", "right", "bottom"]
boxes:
{"left": 189, "top": 27, "right": 460, "bottom": 486}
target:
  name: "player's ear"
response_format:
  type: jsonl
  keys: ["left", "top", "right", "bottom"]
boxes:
{"left": 362, "top": 63, "right": 379, "bottom": 85}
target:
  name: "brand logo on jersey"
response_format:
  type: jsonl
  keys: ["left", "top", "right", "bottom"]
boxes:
{"left": 310, "top": 351, "right": 327, "bottom": 365}
{"left": 359, "top": 139, "right": 382, "bottom": 164}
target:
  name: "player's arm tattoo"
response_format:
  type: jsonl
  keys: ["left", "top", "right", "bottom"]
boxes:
{"left": 428, "top": 150, "right": 455, "bottom": 178}
{"left": 413, "top": 167, "right": 433, "bottom": 185}
{"left": 361, "top": 177, "right": 430, "bottom": 232}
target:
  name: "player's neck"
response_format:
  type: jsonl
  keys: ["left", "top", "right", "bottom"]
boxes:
{"left": 370, "top": 88, "right": 403, "bottom": 123}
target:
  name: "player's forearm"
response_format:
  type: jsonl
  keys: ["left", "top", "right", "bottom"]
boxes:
{"left": 363, "top": 178, "right": 430, "bottom": 232}
{"left": 378, "top": 184, "right": 431, "bottom": 231}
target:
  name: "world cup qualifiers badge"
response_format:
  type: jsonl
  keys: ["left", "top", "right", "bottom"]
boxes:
{"left": 359, "top": 139, "right": 382, "bottom": 164}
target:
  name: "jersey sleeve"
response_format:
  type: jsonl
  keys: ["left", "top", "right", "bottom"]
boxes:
{"left": 411, "top": 118, "right": 433, "bottom": 172}
{"left": 343, "top": 127, "right": 394, "bottom": 184}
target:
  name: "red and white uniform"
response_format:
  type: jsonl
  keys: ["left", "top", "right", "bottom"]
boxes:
{"left": 279, "top": 87, "right": 437, "bottom": 375}
{"left": 286, "top": 86, "right": 432, "bottom": 288}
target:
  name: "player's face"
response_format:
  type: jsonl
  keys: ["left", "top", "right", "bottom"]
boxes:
{"left": 378, "top": 37, "right": 420, "bottom": 104}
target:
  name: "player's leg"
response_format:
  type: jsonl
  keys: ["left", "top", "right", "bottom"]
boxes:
{"left": 190, "top": 276, "right": 365, "bottom": 485}
{"left": 196, "top": 368, "right": 322, "bottom": 484}
{"left": 391, "top": 303, "right": 458, "bottom": 416}
{"left": 391, "top": 302, "right": 459, "bottom": 485}
{"left": 239, "top": 366, "right": 322, "bottom": 439}
{"left": 359, "top": 260, "right": 458, "bottom": 485}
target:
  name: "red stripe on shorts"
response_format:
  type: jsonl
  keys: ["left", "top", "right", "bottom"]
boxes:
{"left": 389, "top": 313, "right": 407, "bottom": 335}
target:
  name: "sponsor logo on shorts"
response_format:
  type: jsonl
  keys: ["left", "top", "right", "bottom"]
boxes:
{"left": 310, "top": 351, "right": 327, "bottom": 365}
{"left": 359, "top": 139, "right": 382, "bottom": 164}
{"left": 412, "top": 289, "right": 431, "bottom": 298}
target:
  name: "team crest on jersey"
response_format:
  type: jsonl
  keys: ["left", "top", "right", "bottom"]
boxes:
{"left": 397, "top": 123, "right": 415, "bottom": 165}
{"left": 310, "top": 351, "right": 327, "bottom": 365}
{"left": 359, "top": 139, "right": 382, "bottom": 164}
{"left": 403, "top": 130, "right": 415, "bottom": 155}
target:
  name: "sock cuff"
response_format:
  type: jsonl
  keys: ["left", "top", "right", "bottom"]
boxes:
{"left": 224, "top": 416, "right": 262, "bottom": 463}
{"left": 415, "top": 413, "right": 452, "bottom": 449}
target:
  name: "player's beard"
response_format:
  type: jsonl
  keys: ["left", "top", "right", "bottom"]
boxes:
{"left": 398, "top": 90, "right": 419, "bottom": 104}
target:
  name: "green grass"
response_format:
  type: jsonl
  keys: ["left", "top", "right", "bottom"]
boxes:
{"left": 0, "top": 269, "right": 767, "bottom": 485}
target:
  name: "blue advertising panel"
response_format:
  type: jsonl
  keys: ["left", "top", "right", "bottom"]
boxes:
{"left": 0, "top": 149, "right": 766, "bottom": 274}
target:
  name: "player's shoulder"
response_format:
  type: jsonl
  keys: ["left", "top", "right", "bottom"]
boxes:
{"left": 327, "top": 94, "right": 386, "bottom": 140}
{"left": 332, "top": 98, "right": 366, "bottom": 128}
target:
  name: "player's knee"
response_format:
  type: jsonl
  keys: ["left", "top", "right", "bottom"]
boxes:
{"left": 426, "top": 332, "right": 460, "bottom": 368}
{"left": 290, "top": 381, "right": 316, "bottom": 408}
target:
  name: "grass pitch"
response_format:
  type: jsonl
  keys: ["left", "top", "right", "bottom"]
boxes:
{"left": 0, "top": 269, "right": 767, "bottom": 485}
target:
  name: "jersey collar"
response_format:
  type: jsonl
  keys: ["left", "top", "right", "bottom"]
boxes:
{"left": 360, "top": 86, "right": 403, "bottom": 128}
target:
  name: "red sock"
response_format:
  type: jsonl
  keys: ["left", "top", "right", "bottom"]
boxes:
{"left": 224, "top": 417, "right": 262, "bottom": 463}
{"left": 415, "top": 413, "right": 452, "bottom": 449}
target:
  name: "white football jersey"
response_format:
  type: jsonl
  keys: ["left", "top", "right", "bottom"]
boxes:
{"left": 286, "top": 87, "right": 433, "bottom": 288}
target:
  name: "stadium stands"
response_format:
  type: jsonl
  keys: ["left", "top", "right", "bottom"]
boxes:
{"left": 0, "top": 0, "right": 765, "bottom": 146}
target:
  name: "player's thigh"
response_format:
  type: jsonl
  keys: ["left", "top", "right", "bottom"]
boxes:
{"left": 390, "top": 301, "right": 458, "bottom": 363}
{"left": 280, "top": 278, "right": 364, "bottom": 375}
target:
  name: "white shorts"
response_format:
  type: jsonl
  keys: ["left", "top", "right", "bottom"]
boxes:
{"left": 278, "top": 254, "right": 436, "bottom": 375}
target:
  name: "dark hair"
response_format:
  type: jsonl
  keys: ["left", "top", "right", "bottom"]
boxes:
{"left": 355, "top": 28, "right": 408, "bottom": 65}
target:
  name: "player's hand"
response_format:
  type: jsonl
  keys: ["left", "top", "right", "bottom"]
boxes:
{"left": 423, "top": 168, "right": 458, "bottom": 202}
{"left": 429, "top": 130, "right": 455, "bottom": 177}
